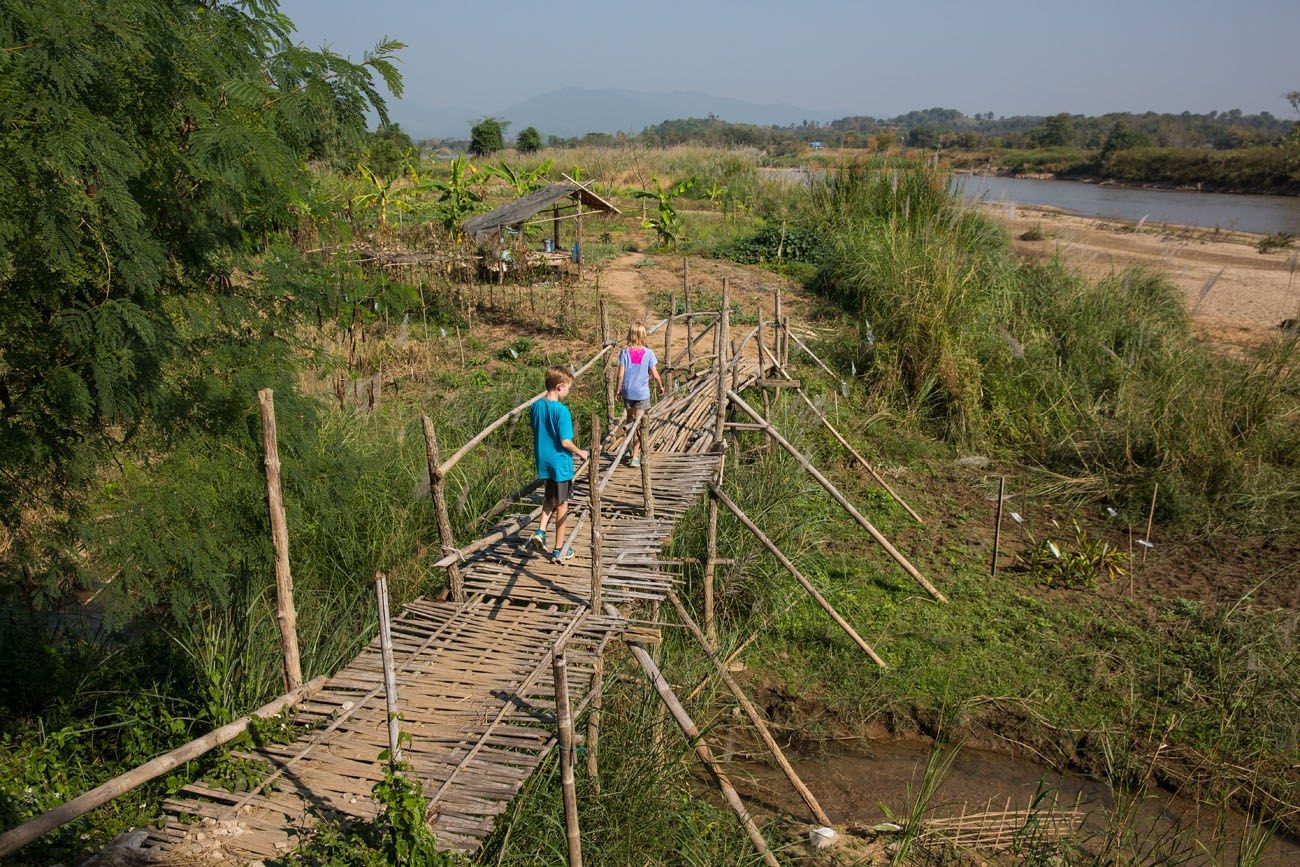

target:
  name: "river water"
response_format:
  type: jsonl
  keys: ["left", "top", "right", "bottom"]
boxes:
{"left": 952, "top": 174, "right": 1300, "bottom": 236}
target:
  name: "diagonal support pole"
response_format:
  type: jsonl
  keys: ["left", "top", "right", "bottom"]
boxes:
{"left": 726, "top": 389, "right": 947, "bottom": 603}
{"left": 667, "top": 592, "right": 834, "bottom": 825}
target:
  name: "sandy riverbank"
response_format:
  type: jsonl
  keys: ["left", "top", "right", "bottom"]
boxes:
{"left": 977, "top": 202, "right": 1299, "bottom": 351}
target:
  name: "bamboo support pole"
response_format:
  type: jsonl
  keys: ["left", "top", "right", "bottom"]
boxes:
{"left": 423, "top": 415, "right": 464, "bottom": 601}
{"left": 667, "top": 592, "right": 833, "bottom": 826}
{"left": 614, "top": 614, "right": 781, "bottom": 867}
{"left": 600, "top": 295, "right": 616, "bottom": 425}
{"left": 991, "top": 477, "right": 1006, "bottom": 578}
{"left": 710, "top": 484, "right": 888, "bottom": 669}
{"left": 373, "top": 572, "right": 402, "bottom": 765}
{"left": 0, "top": 677, "right": 326, "bottom": 858}
{"left": 727, "top": 390, "right": 947, "bottom": 603}
{"left": 786, "top": 328, "right": 842, "bottom": 384}
{"left": 553, "top": 643, "right": 583, "bottom": 867}
{"left": 258, "top": 388, "right": 303, "bottom": 691}
{"left": 664, "top": 293, "right": 675, "bottom": 391}
{"left": 684, "top": 259, "right": 694, "bottom": 364}
{"left": 704, "top": 453, "right": 725, "bottom": 648}
{"left": 586, "top": 656, "right": 602, "bottom": 790}
{"left": 713, "top": 281, "right": 729, "bottom": 449}
{"left": 781, "top": 315, "right": 791, "bottom": 369}
{"left": 437, "top": 344, "right": 611, "bottom": 477}
{"left": 638, "top": 422, "right": 655, "bottom": 519}
{"left": 589, "top": 415, "right": 603, "bottom": 608}
{"left": 772, "top": 364, "right": 923, "bottom": 524}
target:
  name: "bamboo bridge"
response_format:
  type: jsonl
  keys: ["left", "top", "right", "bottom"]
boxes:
{"left": 1, "top": 284, "right": 942, "bottom": 866}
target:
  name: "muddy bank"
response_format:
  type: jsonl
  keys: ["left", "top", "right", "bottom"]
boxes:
{"left": 719, "top": 733, "right": 1299, "bottom": 865}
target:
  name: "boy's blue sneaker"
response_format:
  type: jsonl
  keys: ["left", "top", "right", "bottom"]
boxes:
{"left": 551, "top": 547, "right": 575, "bottom": 563}
{"left": 528, "top": 530, "right": 547, "bottom": 553}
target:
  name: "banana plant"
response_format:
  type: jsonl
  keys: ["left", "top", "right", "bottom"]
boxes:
{"left": 704, "top": 180, "right": 728, "bottom": 211}
{"left": 485, "top": 159, "right": 553, "bottom": 196}
{"left": 633, "top": 175, "right": 697, "bottom": 249}
{"left": 351, "top": 163, "right": 412, "bottom": 228}
{"left": 417, "top": 156, "right": 483, "bottom": 232}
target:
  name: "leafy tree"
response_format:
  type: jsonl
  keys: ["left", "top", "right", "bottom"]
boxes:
{"left": 515, "top": 126, "right": 542, "bottom": 153}
{"left": 1037, "top": 112, "right": 1076, "bottom": 147}
{"left": 0, "top": 0, "right": 402, "bottom": 583}
{"left": 420, "top": 156, "right": 483, "bottom": 231}
{"left": 366, "top": 123, "right": 416, "bottom": 179}
{"left": 1098, "top": 121, "right": 1151, "bottom": 163}
{"left": 469, "top": 117, "right": 507, "bottom": 156}
{"left": 906, "top": 126, "right": 938, "bottom": 148}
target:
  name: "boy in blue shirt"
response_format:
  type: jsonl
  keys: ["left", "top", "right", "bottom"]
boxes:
{"left": 529, "top": 366, "right": 589, "bottom": 562}
{"left": 617, "top": 323, "right": 663, "bottom": 467}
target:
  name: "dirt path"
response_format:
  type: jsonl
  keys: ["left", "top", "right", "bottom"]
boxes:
{"left": 981, "top": 203, "right": 1300, "bottom": 351}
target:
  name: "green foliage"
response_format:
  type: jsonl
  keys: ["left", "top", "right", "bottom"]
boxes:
{"left": 365, "top": 123, "right": 417, "bottom": 180}
{"left": 1036, "top": 112, "right": 1077, "bottom": 147}
{"left": 718, "top": 222, "right": 824, "bottom": 266}
{"left": 468, "top": 116, "right": 508, "bottom": 156}
{"left": 1020, "top": 521, "right": 1127, "bottom": 589}
{"left": 633, "top": 175, "right": 698, "bottom": 249}
{"left": 484, "top": 159, "right": 553, "bottom": 196}
{"left": 287, "top": 740, "right": 464, "bottom": 866}
{"left": 515, "top": 126, "right": 542, "bottom": 153}
{"left": 808, "top": 163, "right": 1300, "bottom": 525}
{"left": 1256, "top": 232, "right": 1295, "bottom": 254}
{"left": 418, "top": 156, "right": 483, "bottom": 231}
{"left": 0, "top": 0, "right": 403, "bottom": 557}
{"left": 1098, "top": 120, "right": 1151, "bottom": 162}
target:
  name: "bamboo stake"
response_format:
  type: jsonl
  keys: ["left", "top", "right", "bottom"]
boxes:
{"left": 1142, "top": 482, "right": 1158, "bottom": 563}
{"left": 710, "top": 484, "right": 888, "bottom": 669}
{"left": 713, "top": 280, "right": 729, "bottom": 448}
{"left": 258, "top": 388, "right": 303, "bottom": 691}
{"left": 786, "top": 328, "right": 842, "bottom": 384}
{"left": 586, "top": 656, "right": 602, "bottom": 790}
{"left": 683, "top": 258, "right": 694, "bottom": 364}
{"left": 783, "top": 374, "right": 923, "bottom": 524}
{"left": 553, "top": 643, "right": 583, "bottom": 867}
{"left": 667, "top": 592, "right": 833, "bottom": 826}
{"left": 374, "top": 572, "right": 402, "bottom": 765}
{"left": 664, "top": 293, "right": 675, "bottom": 391}
{"left": 638, "top": 421, "right": 655, "bottom": 519}
{"left": 589, "top": 414, "right": 603, "bottom": 608}
{"left": 423, "top": 415, "right": 464, "bottom": 601}
{"left": 991, "top": 477, "right": 1006, "bottom": 578}
{"left": 704, "top": 454, "right": 726, "bottom": 648}
{"left": 600, "top": 295, "right": 616, "bottom": 424}
{"left": 727, "top": 390, "right": 947, "bottom": 603}
{"left": 0, "top": 677, "right": 326, "bottom": 858}
{"left": 617, "top": 620, "right": 782, "bottom": 867}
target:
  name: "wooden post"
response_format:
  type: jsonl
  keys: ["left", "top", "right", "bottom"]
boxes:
{"left": 712, "top": 279, "right": 729, "bottom": 448}
{"left": 575, "top": 197, "right": 583, "bottom": 281}
{"left": 991, "top": 477, "right": 1006, "bottom": 577}
{"left": 781, "top": 315, "right": 791, "bottom": 369}
{"left": 258, "top": 388, "right": 303, "bottom": 691}
{"left": 667, "top": 592, "right": 833, "bottom": 826}
{"left": 710, "top": 485, "right": 888, "bottom": 669}
{"left": 773, "top": 285, "right": 782, "bottom": 367}
{"left": 1142, "top": 482, "right": 1159, "bottom": 563}
{"left": 553, "top": 203, "right": 560, "bottom": 252}
{"left": 589, "top": 414, "right": 602, "bottom": 608}
{"left": 683, "top": 259, "right": 694, "bottom": 365}
{"left": 374, "top": 572, "right": 402, "bottom": 765}
{"left": 553, "top": 644, "right": 583, "bottom": 867}
{"left": 728, "top": 389, "right": 948, "bottom": 604}
{"left": 638, "top": 421, "right": 655, "bottom": 519}
{"left": 664, "top": 293, "right": 675, "bottom": 391}
{"left": 599, "top": 295, "right": 616, "bottom": 425}
{"left": 422, "top": 415, "right": 464, "bottom": 601}
{"left": 621, "top": 631, "right": 781, "bottom": 867}
{"left": 586, "top": 656, "right": 602, "bottom": 790}
{"left": 0, "top": 678, "right": 325, "bottom": 859}
{"left": 704, "top": 454, "right": 725, "bottom": 648}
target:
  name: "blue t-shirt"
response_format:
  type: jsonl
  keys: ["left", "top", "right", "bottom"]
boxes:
{"left": 619, "top": 346, "right": 657, "bottom": 401}
{"left": 530, "top": 399, "right": 575, "bottom": 482}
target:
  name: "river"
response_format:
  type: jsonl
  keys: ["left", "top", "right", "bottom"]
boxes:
{"left": 953, "top": 173, "right": 1300, "bottom": 236}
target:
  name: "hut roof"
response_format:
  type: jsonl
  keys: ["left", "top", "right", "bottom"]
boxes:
{"left": 462, "top": 182, "right": 620, "bottom": 241}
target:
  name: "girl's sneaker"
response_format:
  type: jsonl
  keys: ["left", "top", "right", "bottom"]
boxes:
{"left": 529, "top": 530, "right": 547, "bottom": 553}
{"left": 551, "top": 547, "right": 575, "bottom": 563}
{"left": 629, "top": 456, "right": 641, "bottom": 468}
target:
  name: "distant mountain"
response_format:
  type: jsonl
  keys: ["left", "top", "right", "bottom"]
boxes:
{"left": 390, "top": 87, "right": 843, "bottom": 140}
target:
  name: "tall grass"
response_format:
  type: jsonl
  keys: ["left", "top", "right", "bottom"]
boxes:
{"left": 808, "top": 164, "right": 1300, "bottom": 524}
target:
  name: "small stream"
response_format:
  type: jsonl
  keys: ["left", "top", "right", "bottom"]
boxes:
{"left": 721, "top": 736, "right": 1300, "bottom": 864}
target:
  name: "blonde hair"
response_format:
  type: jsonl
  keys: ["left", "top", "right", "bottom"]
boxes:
{"left": 545, "top": 366, "right": 574, "bottom": 391}
{"left": 625, "top": 323, "right": 647, "bottom": 346}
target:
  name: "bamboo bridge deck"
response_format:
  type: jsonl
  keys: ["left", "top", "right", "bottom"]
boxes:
{"left": 136, "top": 359, "right": 758, "bottom": 864}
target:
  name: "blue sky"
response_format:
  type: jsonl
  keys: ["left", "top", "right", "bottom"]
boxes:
{"left": 278, "top": 0, "right": 1300, "bottom": 117}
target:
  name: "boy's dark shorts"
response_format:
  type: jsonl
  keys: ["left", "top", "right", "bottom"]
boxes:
{"left": 624, "top": 397, "right": 650, "bottom": 413}
{"left": 544, "top": 479, "right": 572, "bottom": 504}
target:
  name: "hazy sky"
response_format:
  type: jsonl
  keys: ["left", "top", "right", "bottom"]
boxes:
{"left": 278, "top": 0, "right": 1300, "bottom": 117}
